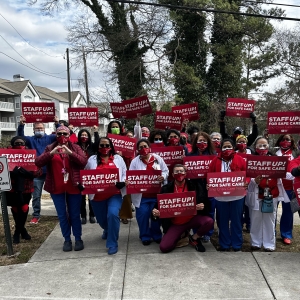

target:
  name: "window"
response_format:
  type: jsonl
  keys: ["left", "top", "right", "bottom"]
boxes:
{"left": 9, "top": 117, "right": 14, "bottom": 123}
{"left": 15, "top": 97, "right": 20, "bottom": 109}
{"left": 16, "top": 116, "right": 20, "bottom": 123}
{"left": 2, "top": 117, "right": 7, "bottom": 122}
{"left": 0, "top": 98, "right": 5, "bottom": 102}
{"left": 63, "top": 104, "right": 68, "bottom": 114}
{"left": 23, "top": 95, "right": 32, "bottom": 102}
{"left": 7, "top": 98, "right": 13, "bottom": 103}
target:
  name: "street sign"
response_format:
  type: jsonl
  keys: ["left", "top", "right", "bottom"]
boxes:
{"left": 0, "top": 156, "right": 11, "bottom": 191}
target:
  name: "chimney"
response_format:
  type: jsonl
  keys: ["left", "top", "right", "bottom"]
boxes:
{"left": 13, "top": 74, "right": 24, "bottom": 81}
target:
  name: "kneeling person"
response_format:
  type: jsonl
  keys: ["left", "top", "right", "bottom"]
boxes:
{"left": 152, "top": 164, "right": 214, "bottom": 253}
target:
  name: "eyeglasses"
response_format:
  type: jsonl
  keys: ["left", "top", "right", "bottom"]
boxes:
{"left": 99, "top": 144, "right": 110, "bottom": 148}
{"left": 154, "top": 138, "right": 162, "bottom": 141}
{"left": 138, "top": 145, "right": 148, "bottom": 150}
{"left": 57, "top": 132, "right": 69, "bottom": 136}
{"left": 212, "top": 138, "right": 221, "bottom": 141}
{"left": 256, "top": 144, "right": 269, "bottom": 149}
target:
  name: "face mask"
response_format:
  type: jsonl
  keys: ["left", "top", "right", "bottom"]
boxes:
{"left": 142, "top": 132, "right": 150, "bottom": 138}
{"left": 154, "top": 140, "right": 163, "bottom": 144}
{"left": 181, "top": 138, "right": 187, "bottom": 145}
{"left": 256, "top": 149, "right": 268, "bottom": 156}
{"left": 237, "top": 143, "right": 247, "bottom": 152}
{"left": 213, "top": 140, "right": 221, "bottom": 148}
{"left": 280, "top": 141, "right": 291, "bottom": 150}
{"left": 34, "top": 130, "right": 44, "bottom": 137}
{"left": 196, "top": 142, "right": 207, "bottom": 151}
{"left": 173, "top": 173, "right": 186, "bottom": 182}
{"left": 98, "top": 147, "right": 111, "bottom": 155}
{"left": 81, "top": 137, "right": 89, "bottom": 143}
{"left": 57, "top": 136, "right": 69, "bottom": 145}
{"left": 139, "top": 147, "right": 150, "bottom": 156}
{"left": 169, "top": 138, "right": 180, "bottom": 146}
{"left": 221, "top": 148, "right": 235, "bottom": 160}
{"left": 13, "top": 145, "right": 26, "bottom": 149}
{"left": 111, "top": 128, "right": 120, "bottom": 135}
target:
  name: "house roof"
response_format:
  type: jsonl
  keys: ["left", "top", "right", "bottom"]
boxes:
{"left": 34, "top": 85, "right": 69, "bottom": 103}
{"left": 0, "top": 83, "right": 17, "bottom": 95}
{"left": 57, "top": 91, "right": 82, "bottom": 104}
{"left": 0, "top": 80, "right": 30, "bottom": 94}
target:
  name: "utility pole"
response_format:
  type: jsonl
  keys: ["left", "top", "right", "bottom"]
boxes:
{"left": 66, "top": 48, "right": 71, "bottom": 108}
{"left": 82, "top": 46, "right": 90, "bottom": 107}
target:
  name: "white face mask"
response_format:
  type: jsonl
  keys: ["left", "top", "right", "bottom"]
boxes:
{"left": 34, "top": 130, "right": 45, "bottom": 137}
{"left": 154, "top": 140, "right": 163, "bottom": 143}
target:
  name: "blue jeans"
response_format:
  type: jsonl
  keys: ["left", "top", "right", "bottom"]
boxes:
{"left": 32, "top": 174, "right": 46, "bottom": 218}
{"left": 51, "top": 193, "right": 82, "bottom": 241}
{"left": 216, "top": 198, "right": 244, "bottom": 249}
{"left": 280, "top": 190, "right": 294, "bottom": 239}
{"left": 91, "top": 195, "right": 122, "bottom": 248}
{"left": 135, "top": 198, "right": 162, "bottom": 242}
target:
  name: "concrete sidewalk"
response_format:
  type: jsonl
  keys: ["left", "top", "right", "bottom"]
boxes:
{"left": 1, "top": 199, "right": 300, "bottom": 299}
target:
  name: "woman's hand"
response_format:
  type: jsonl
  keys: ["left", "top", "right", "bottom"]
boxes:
{"left": 157, "top": 175, "right": 164, "bottom": 183}
{"left": 206, "top": 184, "right": 209, "bottom": 190}
{"left": 244, "top": 182, "right": 249, "bottom": 189}
{"left": 125, "top": 180, "right": 129, "bottom": 186}
{"left": 136, "top": 113, "right": 141, "bottom": 122}
{"left": 196, "top": 203, "right": 204, "bottom": 211}
{"left": 50, "top": 146, "right": 62, "bottom": 156}
{"left": 152, "top": 208, "right": 160, "bottom": 217}
{"left": 61, "top": 145, "right": 73, "bottom": 155}
{"left": 254, "top": 175, "right": 262, "bottom": 185}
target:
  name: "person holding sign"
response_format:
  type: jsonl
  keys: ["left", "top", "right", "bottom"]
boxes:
{"left": 166, "top": 129, "right": 188, "bottom": 155}
{"left": 246, "top": 137, "right": 289, "bottom": 252}
{"left": 208, "top": 139, "right": 248, "bottom": 251}
{"left": 77, "top": 128, "right": 100, "bottom": 225}
{"left": 35, "top": 126, "right": 87, "bottom": 252}
{"left": 274, "top": 135, "right": 299, "bottom": 245}
{"left": 153, "top": 164, "right": 213, "bottom": 253}
{"left": 129, "top": 139, "right": 169, "bottom": 245}
{"left": 5, "top": 136, "right": 42, "bottom": 244}
{"left": 85, "top": 137, "right": 127, "bottom": 255}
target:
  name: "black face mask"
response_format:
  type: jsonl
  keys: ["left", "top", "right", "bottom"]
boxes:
{"left": 69, "top": 130, "right": 74, "bottom": 135}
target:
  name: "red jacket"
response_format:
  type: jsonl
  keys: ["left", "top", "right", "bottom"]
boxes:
{"left": 35, "top": 141, "right": 87, "bottom": 194}
{"left": 288, "top": 156, "right": 300, "bottom": 184}
{"left": 209, "top": 153, "right": 247, "bottom": 173}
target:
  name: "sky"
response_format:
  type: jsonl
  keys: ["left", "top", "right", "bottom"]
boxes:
{"left": 0, "top": 0, "right": 300, "bottom": 99}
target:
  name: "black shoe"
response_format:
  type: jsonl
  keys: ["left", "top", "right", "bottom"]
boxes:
{"left": 13, "top": 232, "right": 20, "bottom": 244}
{"left": 81, "top": 218, "right": 87, "bottom": 225}
{"left": 21, "top": 228, "right": 31, "bottom": 240}
{"left": 233, "top": 248, "right": 241, "bottom": 252}
{"left": 154, "top": 239, "right": 162, "bottom": 244}
{"left": 195, "top": 239, "right": 206, "bottom": 252}
{"left": 142, "top": 240, "right": 151, "bottom": 246}
{"left": 63, "top": 241, "right": 72, "bottom": 252}
{"left": 74, "top": 240, "right": 84, "bottom": 251}
{"left": 217, "top": 247, "right": 230, "bottom": 252}
{"left": 89, "top": 216, "right": 96, "bottom": 224}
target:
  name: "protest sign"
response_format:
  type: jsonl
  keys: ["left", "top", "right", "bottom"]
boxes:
{"left": 246, "top": 155, "right": 288, "bottom": 178}
{"left": 0, "top": 149, "right": 37, "bottom": 171}
{"left": 267, "top": 112, "right": 300, "bottom": 134}
{"left": 110, "top": 102, "right": 126, "bottom": 119}
{"left": 158, "top": 191, "right": 197, "bottom": 218}
{"left": 123, "top": 95, "right": 152, "bottom": 119}
{"left": 126, "top": 170, "right": 162, "bottom": 194}
{"left": 151, "top": 146, "right": 184, "bottom": 168}
{"left": 107, "top": 134, "right": 136, "bottom": 157}
{"left": 226, "top": 98, "right": 255, "bottom": 118}
{"left": 183, "top": 156, "right": 213, "bottom": 179}
{"left": 172, "top": 103, "right": 199, "bottom": 121}
{"left": 154, "top": 112, "right": 183, "bottom": 130}
{"left": 68, "top": 107, "right": 98, "bottom": 126}
{"left": 80, "top": 169, "right": 119, "bottom": 195}
{"left": 207, "top": 171, "right": 247, "bottom": 197}
{"left": 22, "top": 102, "right": 55, "bottom": 123}
{"left": 293, "top": 182, "right": 300, "bottom": 206}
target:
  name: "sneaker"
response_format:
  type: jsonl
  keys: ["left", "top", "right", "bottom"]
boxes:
{"left": 30, "top": 217, "right": 39, "bottom": 224}
{"left": 63, "top": 241, "right": 72, "bottom": 252}
{"left": 142, "top": 240, "right": 151, "bottom": 246}
{"left": 108, "top": 246, "right": 118, "bottom": 255}
{"left": 201, "top": 235, "right": 210, "bottom": 243}
{"left": 283, "top": 238, "right": 291, "bottom": 245}
{"left": 81, "top": 218, "right": 87, "bottom": 225}
{"left": 89, "top": 216, "right": 96, "bottom": 224}
{"left": 101, "top": 231, "right": 108, "bottom": 240}
{"left": 74, "top": 240, "right": 84, "bottom": 251}
{"left": 188, "top": 235, "right": 206, "bottom": 252}
{"left": 131, "top": 204, "right": 135, "bottom": 212}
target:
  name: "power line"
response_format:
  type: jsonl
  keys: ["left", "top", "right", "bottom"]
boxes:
{"left": 0, "top": 12, "right": 64, "bottom": 58}
{"left": 0, "top": 52, "right": 77, "bottom": 80}
{"left": 0, "top": 34, "right": 67, "bottom": 75}
{"left": 242, "top": 1, "right": 300, "bottom": 9}
{"left": 105, "top": 0, "right": 300, "bottom": 22}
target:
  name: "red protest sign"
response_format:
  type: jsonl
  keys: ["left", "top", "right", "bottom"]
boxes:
{"left": 0, "top": 149, "right": 37, "bottom": 171}
{"left": 123, "top": 95, "right": 152, "bottom": 119}
{"left": 110, "top": 102, "right": 126, "bottom": 119}
{"left": 107, "top": 134, "right": 136, "bottom": 157}
{"left": 158, "top": 191, "right": 197, "bottom": 218}
{"left": 22, "top": 102, "right": 55, "bottom": 123}
{"left": 267, "top": 112, "right": 300, "bottom": 134}
{"left": 183, "top": 156, "right": 213, "bottom": 179}
{"left": 226, "top": 98, "right": 255, "bottom": 118}
{"left": 155, "top": 112, "right": 183, "bottom": 130}
{"left": 236, "top": 152, "right": 248, "bottom": 161}
{"left": 293, "top": 182, "right": 300, "bottom": 206}
{"left": 246, "top": 155, "right": 288, "bottom": 178}
{"left": 68, "top": 107, "right": 98, "bottom": 127}
{"left": 207, "top": 171, "right": 247, "bottom": 197}
{"left": 126, "top": 170, "right": 162, "bottom": 194}
{"left": 80, "top": 169, "right": 119, "bottom": 195}
{"left": 172, "top": 103, "right": 199, "bottom": 121}
{"left": 151, "top": 146, "right": 184, "bottom": 168}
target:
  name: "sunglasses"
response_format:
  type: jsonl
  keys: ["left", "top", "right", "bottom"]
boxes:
{"left": 99, "top": 144, "right": 110, "bottom": 148}
{"left": 57, "top": 132, "right": 69, "bottom": 136}
{"left": 154, "top": 138, "right": 162, "bottom": 141}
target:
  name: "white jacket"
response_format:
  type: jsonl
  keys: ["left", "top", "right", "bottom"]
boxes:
{"left": 129, "top": 153, "right": 169, "bottom": 208}
{"left": 85, "top": 154, "right": 127, "bottom": 200}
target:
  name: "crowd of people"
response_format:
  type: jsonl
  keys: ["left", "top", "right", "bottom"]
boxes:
{"left": 4, "top": 112, "right": 300, "bottom": 255}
